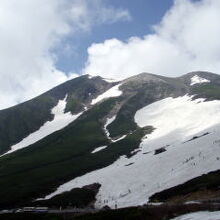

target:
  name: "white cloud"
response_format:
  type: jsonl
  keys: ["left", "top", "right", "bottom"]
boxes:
{"left": 0, "top": 0, "right": 130, "bottom": 109}
{"left": 84, "top": 0, "right": 220, "bottom": 80}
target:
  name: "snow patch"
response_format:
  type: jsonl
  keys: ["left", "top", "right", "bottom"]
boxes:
{"left": 190, "top": 75, "right": 210, "bottom": 86}
{"left": 104, "top": 116, "right": 116, "bottom": 138}
{"left": 39, "top": 96, "right": 220, "bottom": 209}
{"left": 170, "top": 211, "right": 220, "bottom": 220}
{"left": 103, "top": 115, "right": 126, "bottom": 142}
{"left": 91, "top": 84, "right": 122, "bottom": 105}
{"left": 2, "top": 96, "right": 83, "bottom": 156}
{"left": 102, "top": 77, "right": 120, "bottom": 83}
{"left": 91, "top": 146, "right": 107, "bottom": 154}
{"left": 87, "top": 74, "right": 96, "bottom": 79}
{"left": 112, "top": 135, "right": 127, "bottom": 142}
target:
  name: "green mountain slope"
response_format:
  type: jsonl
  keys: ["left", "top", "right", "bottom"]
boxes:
{"left": 0, "top": 71, "right": 220, "bottom": 208}
{"left": 0, "top": 75, "right": 112, "bottom": 154}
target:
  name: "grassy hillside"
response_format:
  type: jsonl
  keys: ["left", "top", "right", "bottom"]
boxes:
{"left": 0, "top": 97, "right": 150, "bottom": 208}
{"left": 0, "top": 75, "right": 111, "bottom": 154}
{"left": 191, "top": 84, "right": 220, "bottom": 100}
{"left": 149, "top": 169, "right": 220, "bottom": 203}
{"left": 34, "top": 183, "right": 101, "bottom": 208}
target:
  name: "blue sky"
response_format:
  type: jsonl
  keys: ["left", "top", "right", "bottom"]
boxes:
{"left": 55, "top": 0, "right": 174, "bottom": 74}
{"left": 0, "top": 0, "right": 220, "bottom": 109}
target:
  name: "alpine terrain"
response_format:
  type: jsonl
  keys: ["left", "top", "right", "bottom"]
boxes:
{"left": 1, "top": 71, "right": 220, "bottom": 212}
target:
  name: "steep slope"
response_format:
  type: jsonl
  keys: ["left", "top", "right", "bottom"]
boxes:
{"left": 0, "top": 75, "right": 114, "bottom": 154}
{"left": 40, "top": 95, "right": 220, "bottom": 208}
{"left": 0, "top": 71, "right": 220, "bottom": 209}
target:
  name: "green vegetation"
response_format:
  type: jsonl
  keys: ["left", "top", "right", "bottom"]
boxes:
{"left": 34, "top": 184, "right": 100, "bottom": 208}
{"left": 65, "top": 97, "right": 84, "bottom": 114}
{"left": 149, "top": 170, "right": 220, "bottom": 202}
{"left": 0, "top": 95, "right": 57, "bottom": 153}
{"left": 108, "top": 82, "right": 174, "bottom": 138}
{"left": 0, "top": 98, "right": 116, "bottom": 208}
{"left": 0, "top": 75, "right": 111, "bottom": 153}
{"left": 0, "top": 96, "right": 151, "bottom": 208}
{"left": 191, "top": 84, "right": 220, "bottom": 100}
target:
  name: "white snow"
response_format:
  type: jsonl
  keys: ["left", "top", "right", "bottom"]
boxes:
{"left": 170, "top": 211, "right": 220, "bottom": 220}
{"left": 190, "top": 75, "right": 210, "bottom": 85}
{"left": 91, "top": 84, "right": 122, "bottom": 105}
{"left": 87, "top": 74, "right": 119, "bottom": 82}
{"left": 103, "top": 115, "right": 126, "bottom": 142}
{"left": 87, "top": 75, "right": 96, "bottom": 79}
{"left": 91, "top": 146, "right": 107, "bottom": 154}
{"left": 102, "top": 77, "right": 120, "bottom": 83}
{"left": 90, "top": 115, "right": 126, "bottom": 155}
{"left": 1, "top": 96, "right": 83, "bottom": 156}
{"left": 39, "top": 95, "right": 220, "bottom": 209}
{"left": 112, "top": 135, "right": 127, "bottom": 142}
{"left": 104, "top": 116, "right": 116, "bottom": 138}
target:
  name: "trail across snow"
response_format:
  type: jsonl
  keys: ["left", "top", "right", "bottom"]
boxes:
{"left": 39, "top": 95, "right": 220, "bottom": 209}
{"left": 2, "top": 96, "right": 83, "bottom": 156}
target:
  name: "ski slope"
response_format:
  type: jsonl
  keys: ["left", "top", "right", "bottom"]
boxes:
{"left": 40, "top": 95, "right": 220, "bottom": 209}
{"left": 2, "top": 96, "right": 83, "bottom": 156}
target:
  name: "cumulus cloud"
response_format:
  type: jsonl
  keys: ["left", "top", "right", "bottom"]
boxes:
{"left": 84, "top": 0, "right": 220, "bottom": 80}
{"left": 0, "top": 0, "right": 130, "bottom": 109}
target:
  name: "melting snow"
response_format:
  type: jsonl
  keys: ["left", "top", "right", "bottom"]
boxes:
{"left": 104, "top": 116, "right": 116, "bottom": 138}
{"left": 112, "top": 135, "right": 127, "bottom": 142}
{"left": 91, "top": 84, "right": 122, "bottom": 105}
{"left": 39, "top": 96, "right": 220, "bottom": 209}
{"left": 103, "top": 115, "right": 126, "bottom": 142}
{"left": 190, "top": 75, "right": 210, "bottom": 85}
{"left": 1, "top": 96, "right": 83, "bottom": 156}
{"left": 170, "top": 211, "right": 220, "bottom": 220}
{"left": 91, "top": 146, "right": 107, "bottom": 154}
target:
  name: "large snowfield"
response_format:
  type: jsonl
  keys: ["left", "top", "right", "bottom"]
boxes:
{"left": 1, "top": 96, "right": 83, "bottom": 156}
{"left": 170, "top": 211, "right": 220, "bottom": 220}
{"left": 40, "top": 95, "right": 220, "bottom": 209}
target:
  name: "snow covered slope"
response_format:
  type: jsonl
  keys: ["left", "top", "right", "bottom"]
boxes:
{"left": 40, "top": 95, "right": 220, "bottom": 208}
{"left": 1, "top": 96, "right": 83, "bottom": 156}
{"left": 170, "top": 211, "right": 220, "bottom": 220}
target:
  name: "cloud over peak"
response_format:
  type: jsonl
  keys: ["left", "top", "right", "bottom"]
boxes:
{"left": 84, "top": 0, "right": 220, "bottom": 80}
{"left": 0, "top": 0, "right": 130, "bottom": 109}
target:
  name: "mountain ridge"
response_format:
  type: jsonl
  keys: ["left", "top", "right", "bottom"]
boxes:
{"left": 0, "top": 71, "right": 220, "bottom": 209}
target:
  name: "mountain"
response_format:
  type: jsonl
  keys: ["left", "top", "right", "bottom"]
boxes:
{"left": 0, "top": 71, "right": 220, "bottom": 209}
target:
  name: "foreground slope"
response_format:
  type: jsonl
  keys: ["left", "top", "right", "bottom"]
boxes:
{"left": 41, "top": 95, "right": 220, "bottom": 208}
{"left": 0, "top": 71, "right": 220, "bottom": 208}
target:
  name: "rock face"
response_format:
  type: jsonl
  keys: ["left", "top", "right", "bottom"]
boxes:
{"left": 0, "top": 71, "right": 219, "bottom": 208}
